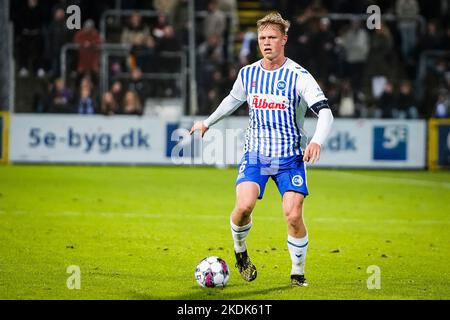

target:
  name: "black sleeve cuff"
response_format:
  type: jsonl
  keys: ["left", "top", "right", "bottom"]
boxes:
{"left": 309, "top": 99, "right": 330, "bottom": 114}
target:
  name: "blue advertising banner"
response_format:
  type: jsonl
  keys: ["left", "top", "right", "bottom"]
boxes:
{"left": 373, "top": 126, "right": 408, "bottom": 161}
{"left": 438, "top": 125, "right": 450, "bottom": 167}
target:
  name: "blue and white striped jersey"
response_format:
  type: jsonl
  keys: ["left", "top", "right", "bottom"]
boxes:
{"left": 230, "top": 58, "right": 327, "bottom": 158}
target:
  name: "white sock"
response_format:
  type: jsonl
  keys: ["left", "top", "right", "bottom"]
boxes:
{"left": 287, "top": 234, "right": 308, "bottom": 275}
{"left": 230, "top": 218, "right": 252, "bottom": 253}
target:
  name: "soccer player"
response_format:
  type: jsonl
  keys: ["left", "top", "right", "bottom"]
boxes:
{"left": 190, "top": 12, "right": 333, "bottom": 286}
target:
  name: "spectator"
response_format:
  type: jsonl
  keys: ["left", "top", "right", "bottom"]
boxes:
{"left": 171, "top": 0, "right": 189, "bottom": 46}
{"left": 78, "top": 76, "right": 93, "bottom": 92}
{"left": 127, "top": 68, "right": 150, "bottom": 103}
{"left": 154, "top": 25, "right": 182, "bottom": 97}
{"left": 121, "top": 12, "right": 151, "bottom": 45}
{"left": 16, "top": 0, "right": 46, "bottom": 78}
{"left": 338, "top": 19, "right": 370, "bottom": 92}
{"left": 286, "top": 10, "right": 314, "bottom": 70}
{"left": 48, "top": 78, "right": 74, "bottom": 113}
{"left": 336, "top": 79, "right": 363, "bottom": 118}
{"left": 152, "top": 13, "right": 170, "bottom": 40}
{"left": 197, "top": 33, "right": 225, "bottom": 114}
{"left": 396, "top": 0, "right": 420, "bottom": 62}
{"left": 44, "top": 7, "right": 73, "bottom": 78}
{"left": 122, "top": 90, "right": 143, "bottom": 115}
{"left": 156, "top": 25, "right": 181, "bottom": 53}
{"left": 101, "top": 92, "right": 119, "bottom": 115}
{"left": 377, "top": 81, "right": 397, "bottom": 118}
{"left": 110, "top": 80, "right": 125, "bottom": 110}
{"left": 101, "top": 80, "right": 124, "bottom": 115}
{"left": 73, "top": 19, "right": 101, "bottom": 81}
{"left": 76, "top": 83, "right": 96, "bottom": 114}
{"left": 366, "top": 22, "right": 394, "bottom": 99}
{"left": 156, "top": 25, "right": 182, "bottom": 80}
{"left": 153, "top": 0, "right": 177, "bottom": 14}
{"left": 324, "top": 79, "right": 339, "bottom": 110}
{"left": 238, "top": 27, "right": 257, "bottom": 66}
{"left": 206, "top": 70, "right": 226, "bottom": 111}
{"left": 129, "top": 34, "right": 157, "bottom": 73}
{"left": 397, "top": 80, "right": 419, "bottom": 118}
{"left": 197, "top": 33, "right": 224, "bottom": 66}
{"left": 203, "top": 0, "right": 227, "bottom": 44}
{"left": 109, "top": 59, "right": 124, "bottom": 78}
{"left": 415, "top": 20, "right": 446, "bottom": 101}
{"left": 416, "top": 19, "right": 445, "bottom": 52}
{"left": 434, "top": 90, "right": 449, "bottom": 118}
{"left": 310, "top": 17, "right": 336, "bottom": 82}
{"left": 218, "top": 0, "right": 239, "bottom": 34}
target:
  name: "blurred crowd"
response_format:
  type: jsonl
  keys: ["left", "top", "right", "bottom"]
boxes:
{"left": 233, "top": 0, "right": 450, "bottom": 119}
{"left": 10, "top": 0, "right": 450, "bottom": 118}
{"left": 280, "top": 0, "right": 450, "bottom": 119}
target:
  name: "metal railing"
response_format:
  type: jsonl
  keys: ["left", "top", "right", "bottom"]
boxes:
{"left": 107, "top": 51, "right": 187, "bottom": 107}
{"left": 60, "top": 42, "right": 130, "bottom": 89}
{"left": 99, "top": 8, "right": 237, "bottom": 115}
{"left": 60, "top": 42, "right": 187, "bottom": 110}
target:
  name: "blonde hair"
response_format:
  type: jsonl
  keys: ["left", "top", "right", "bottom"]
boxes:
{"left": 122, "top": 90, "right": 142, "bottom": 115}
{"left": 257, "top": 12, "right": 290, "bottom": 35}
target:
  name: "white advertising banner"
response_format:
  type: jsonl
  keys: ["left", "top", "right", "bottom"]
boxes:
{"left": 9, "top": 114, "right": 171, "bottom": 164}
{"left": 9, "top": 114, "right": 426, "bottom": 168}
{"left": 302, "top": 118, "right": 427, "bottom": 168}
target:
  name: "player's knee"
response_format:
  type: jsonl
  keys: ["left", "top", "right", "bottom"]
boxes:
{"left": 285, "top": 211, "right": 303, "bottom": 227}
{"left": 235, "top": 202, "right": 254, "bottom": 217}
{"left": 284, "top": 202, "right": 304, "bottom": 227}
{"left": 283, "top": 199, "right": 303, "bottom": 217}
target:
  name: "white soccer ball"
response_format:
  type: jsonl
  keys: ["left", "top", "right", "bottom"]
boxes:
{"left": 195, "top": 256, "right": 230, "bottom": 288}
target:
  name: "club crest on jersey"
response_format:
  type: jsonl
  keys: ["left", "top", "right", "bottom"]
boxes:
{"left": 251, "top": 95, "right": 287, "bottom": 110}
{"left": 292, "top": 175, "right": 304, "bottom": 187}
{"left": 276, "top": 80, "right": 286, "bottom": 90}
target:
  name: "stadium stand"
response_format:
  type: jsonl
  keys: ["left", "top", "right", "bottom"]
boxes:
{"left": 7, "top": 0, "right": 450, "bottom": 119}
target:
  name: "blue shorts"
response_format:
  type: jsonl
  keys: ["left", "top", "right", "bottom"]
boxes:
{"left": 236, "top": 152, "right": 309, "bottom": 199}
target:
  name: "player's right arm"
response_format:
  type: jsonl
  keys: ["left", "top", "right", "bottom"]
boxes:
{"left": 190, "top": 69, "right": 247, "bottom": 137}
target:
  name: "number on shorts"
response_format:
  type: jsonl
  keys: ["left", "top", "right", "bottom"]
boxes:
{"left": 239, "top": 160, "right": 247, "bottom": 173}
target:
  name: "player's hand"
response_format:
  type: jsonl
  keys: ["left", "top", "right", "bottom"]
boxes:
{"left": 189, "top": 121, "right": 209, "bottom": 138}
{"left": 303, "top": 142, "right": 321, "bottom": 164}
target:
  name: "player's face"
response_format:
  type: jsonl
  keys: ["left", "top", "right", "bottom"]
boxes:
{"left": 258, "top": 25, "right": 287, "bottom": 62}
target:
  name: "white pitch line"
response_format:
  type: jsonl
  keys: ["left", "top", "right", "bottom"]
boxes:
{"left": 62, "top": 211, "right": 450, "bottom": 225}
{"left": 6, "top": 210, "right": 449, "bottom": 226}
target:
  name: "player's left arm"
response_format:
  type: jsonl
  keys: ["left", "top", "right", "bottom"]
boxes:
{"left": 297, "top": 72, "right": 334, "bottom": 163}
{"left": 304, "top": 104, "right": 333, "bottom": 163}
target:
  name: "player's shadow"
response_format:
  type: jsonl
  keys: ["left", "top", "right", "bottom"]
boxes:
{"left": 130, "top": 284, "right": 293, "bottom": 300}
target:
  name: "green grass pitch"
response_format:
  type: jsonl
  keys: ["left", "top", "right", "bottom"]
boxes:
{"left": 0, "top": 165, "right": 449, "bottom": 299}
